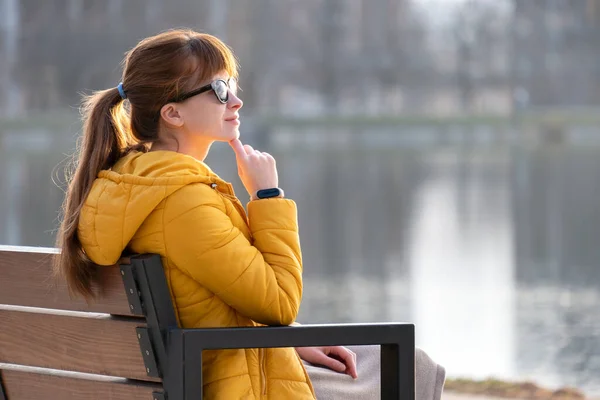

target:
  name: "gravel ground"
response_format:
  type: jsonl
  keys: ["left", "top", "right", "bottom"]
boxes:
{"left": 442, "top": 391, "right": 600, "bottom": 400}
{"left": 443, "top": 393, "right": 519, "bottom": 400}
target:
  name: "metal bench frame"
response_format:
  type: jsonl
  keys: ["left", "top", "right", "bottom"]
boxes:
{"left": 123, "top": 254, "right": 415, "bottom": 400}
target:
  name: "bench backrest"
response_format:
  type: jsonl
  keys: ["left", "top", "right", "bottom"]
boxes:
{"left": 0, "top": 245, "right": 165, "bottom": 400}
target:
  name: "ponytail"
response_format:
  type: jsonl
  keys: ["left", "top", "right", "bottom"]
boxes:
{"left": 54, "top": 87, "right": 133, "bottom": 299}
{"left": 53, "top": 29, "right": 240, "bottom": 300}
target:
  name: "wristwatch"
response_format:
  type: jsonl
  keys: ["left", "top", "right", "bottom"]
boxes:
{"left": 256, "top": 188, "right": 285, "bottom": 199}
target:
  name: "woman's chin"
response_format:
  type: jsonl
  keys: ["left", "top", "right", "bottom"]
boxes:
{"left": 214, "top": 129, "right": 239, "bottom": 143}
{"left": 229, "top": 128, "right": 241, "bottom": 141}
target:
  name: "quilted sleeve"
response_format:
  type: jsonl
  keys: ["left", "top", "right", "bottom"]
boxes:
{"left": 164, "top": 184, "right": 303, "bottom": 326}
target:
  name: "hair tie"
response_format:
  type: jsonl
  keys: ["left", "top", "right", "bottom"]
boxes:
{"left": 117, "top": 82, "right": 127, "bottom": 100}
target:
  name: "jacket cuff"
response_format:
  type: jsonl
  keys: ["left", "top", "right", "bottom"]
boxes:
{"left": 247, "top": 198, "right": 298, "bottom": 233}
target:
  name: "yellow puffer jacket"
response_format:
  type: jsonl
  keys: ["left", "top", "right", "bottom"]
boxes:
{"left": 78, "top": 150, "right": 316, "bottom": 399}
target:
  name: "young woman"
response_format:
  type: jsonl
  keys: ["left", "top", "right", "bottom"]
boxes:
{"left": 54, "top": 29, "right": 445, "bottom": 399}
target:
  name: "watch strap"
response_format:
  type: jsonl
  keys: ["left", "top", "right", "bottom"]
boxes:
{"left": 256, "top": 188, "right": 284, "bottom": 199}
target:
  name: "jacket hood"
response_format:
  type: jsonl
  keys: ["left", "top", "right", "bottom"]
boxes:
{"left": 77, "top": 150, "right": 220, "bottom": 265}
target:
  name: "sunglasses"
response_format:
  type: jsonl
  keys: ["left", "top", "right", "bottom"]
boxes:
{"left": 169, "top": 78, "right": 237, "bottom": 104}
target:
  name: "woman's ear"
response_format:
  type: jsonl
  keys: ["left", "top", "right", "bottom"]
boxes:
{"left": 160, "top": 103, "right": 184, "bottom": 127}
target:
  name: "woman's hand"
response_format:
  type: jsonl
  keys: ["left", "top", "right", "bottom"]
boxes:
{"left": 229, "top": 138, "right": 279, "bottom": 200}
{"left": 295, "top": 346, "right": 358, "bottom": 379}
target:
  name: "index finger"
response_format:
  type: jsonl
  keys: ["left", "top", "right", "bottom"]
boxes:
{"left": 332, "top": 347, "right": 358, "bottom": 379}
{"left": 229, "top": 138, "right": 247, "bottom": 160}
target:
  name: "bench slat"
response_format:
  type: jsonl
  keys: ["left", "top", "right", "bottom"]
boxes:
{"left": 0, "top": 307, "right": 160, "bottom": 382}
{"left": 0, "top": 246, "right": 140, "bottom": 316}
{"left": 0, "top": 368, "right": 162, "bottom": 400}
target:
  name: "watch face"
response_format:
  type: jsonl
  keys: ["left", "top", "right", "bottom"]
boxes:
{"left": 257, "top": 188, "right": 281, "bottom": 198}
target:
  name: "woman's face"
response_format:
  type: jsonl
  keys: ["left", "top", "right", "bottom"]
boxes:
{"left": 175, "top": 72, "right": 243, "bottom": 143}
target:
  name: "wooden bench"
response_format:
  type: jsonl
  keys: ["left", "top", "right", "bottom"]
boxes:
{"left": 0, "top": 245, "right": 415, "bottom": 399}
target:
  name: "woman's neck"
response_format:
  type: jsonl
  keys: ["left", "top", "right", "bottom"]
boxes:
{"left": 150, "top": 137, "right": 213, "bottom": 161}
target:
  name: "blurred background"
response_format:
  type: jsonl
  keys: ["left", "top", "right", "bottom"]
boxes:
{"left": 1, "top": 0, "right": 599, "bottom": 395}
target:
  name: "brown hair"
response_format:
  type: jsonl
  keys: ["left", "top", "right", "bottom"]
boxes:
{"left": 54, "top": 29, "right": 239, "bottom": 299}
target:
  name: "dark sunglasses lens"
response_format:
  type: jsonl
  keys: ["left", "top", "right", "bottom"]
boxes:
{"left": 213, "top": 80, "right": 229, "bottom": 103}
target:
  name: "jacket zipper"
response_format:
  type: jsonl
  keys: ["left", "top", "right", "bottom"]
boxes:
{"left": 260, "top": 348, "right": 267, "bottom": 396}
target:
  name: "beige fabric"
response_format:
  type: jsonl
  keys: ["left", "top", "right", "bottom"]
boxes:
{"left": 304, "top": 345, "right": 445, "bottom": 400}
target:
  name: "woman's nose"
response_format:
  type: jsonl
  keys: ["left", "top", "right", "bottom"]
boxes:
{"left": 228, "top": 92, "right": 243, "bottom": 110}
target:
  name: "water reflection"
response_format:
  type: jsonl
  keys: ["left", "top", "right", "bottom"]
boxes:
{"left": 294, "top": 147, "right": 518, "bottom": 383}
{"left": 1, "top": 128, "right": 599, "bottom": 395}
{"left": 408, "top": 151, "right": 515, "bottom": 381}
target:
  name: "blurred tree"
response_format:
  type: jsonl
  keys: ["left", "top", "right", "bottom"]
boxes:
{"left": 0, "top": 0, "right": 21, "bottom": 116}
{"left": 320, "top": 0, "right": 343, "bottom": 113}
{"left": 452, "top": 0, "right": 512, "bottom": 113}
{"left": 512, "top": 0, "right": 600, "bottom": 107}
{"left": 12, "top": 0, "right": 600, "bottom": 116}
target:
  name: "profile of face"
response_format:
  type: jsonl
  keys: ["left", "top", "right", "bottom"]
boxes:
{"left": 159, "top": 71, "right": 243, "bottom": 145}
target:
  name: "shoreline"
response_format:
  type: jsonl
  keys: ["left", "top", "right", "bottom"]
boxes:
{"left": 443, "top": 378, "right": 595, "bottom": 400}
{"left": 444, "top": 393, "right": 600, "bottom": 400}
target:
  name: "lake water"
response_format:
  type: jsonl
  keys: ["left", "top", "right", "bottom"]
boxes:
{"left": 1, "top": 126, "right": 599, "bottom": 395}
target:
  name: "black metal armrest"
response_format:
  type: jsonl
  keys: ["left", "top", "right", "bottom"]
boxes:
{"left": 178, "top": 322, "right": 413, "bottom": 348}
{"left": 125, "top": 255, "right": 415, "bottom": 399}
{"left": 166, "top": 323, "right": 415, "bottom": 400}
